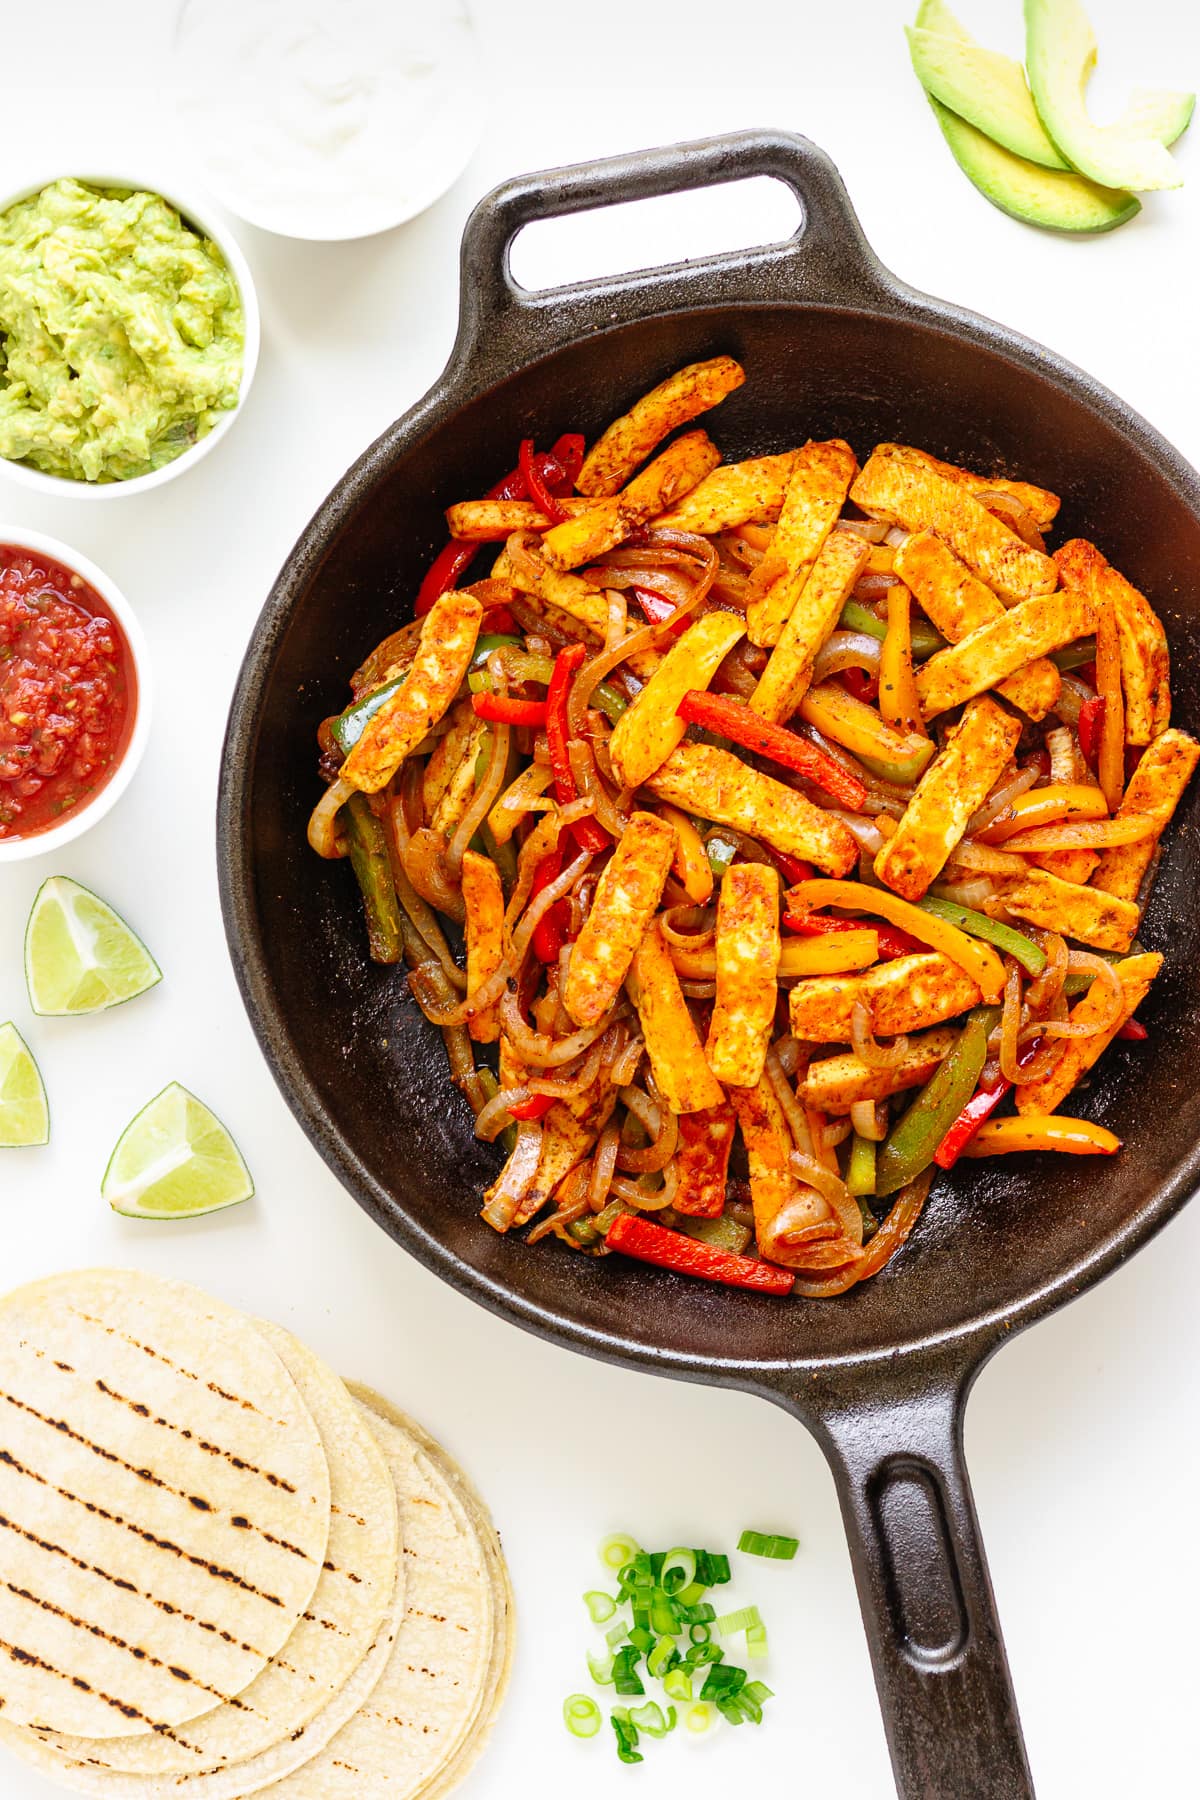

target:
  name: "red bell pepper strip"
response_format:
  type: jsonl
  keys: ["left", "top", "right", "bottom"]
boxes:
{"left": 782, "top": 910, "right": 922, "bottom": 960}
{"left": 605, "top": 1212, "right": 795, "bottom": 1295}
{"left": 508, "top": 1093, "right": 554, "bottom": 1122}
{"left": 764, "top": 846, "right": 814, "bottom": 887}
{"left": 471, "top": 692, "right": 549, "bottom": 727}
{"left": 415, "top": 440, "right": 583, "bottom": 615}
{"left": 842, "top": 667, "right": 880, "bottom": 705}
{"left": 519, "top": 437, "right": 568, "bottom": 523}
{"left": 414, "top": 539, "right": 481, "bottom": 617}
{"left": 676, "top": 690, "right": 868, "bottom": 810}
{"left": 934, "top": 1077, "right": 1012, "bottom": 1169}
{"left": 545, "top": 643, "right": 609, "bottom": 853}
{"left": 550, "top": 432, "right": 586, "bottom": 488}
{"left": 632, "top": 586, "right": 689, "bottom": 639}
{"left": 529, "top": 849, "right": 569, "bottom": 964}
{"left": 1116, "top": 1016, "right": 1148, "bottom": 1042}
{"left": 1078, "top": 695, "right": 1105, "bottom": 770}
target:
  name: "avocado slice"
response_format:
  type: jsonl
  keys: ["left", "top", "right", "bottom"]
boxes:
{"left": 908, "top": 23, "right": 1069, "bottom": 169}
{"left": 1025, "top": 0, "right": 1190, "bottom": 191}
{"left": 928, "top": 96, "right": 1140, "bottom": 233}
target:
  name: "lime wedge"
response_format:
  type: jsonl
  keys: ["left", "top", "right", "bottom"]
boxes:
{"left": 25, "top": 876, "right": 162, "bottom": 1016}
{"left": 0, "top": 1024, "right": 50, "bottom": 1148}
{"left": 103, "top": 1083, "right": 253, "bottom": 1220}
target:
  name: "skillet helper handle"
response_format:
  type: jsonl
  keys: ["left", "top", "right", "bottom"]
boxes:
{"left": 796, "top": 1372, "right": 1035, "bottom": 1800}
{"left": 454, "top": 128, "right": 889, "bottom": 371}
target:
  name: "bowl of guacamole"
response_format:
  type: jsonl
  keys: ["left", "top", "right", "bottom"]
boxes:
{"left": 0, "top": 175, "right": 259, "bottom": 493}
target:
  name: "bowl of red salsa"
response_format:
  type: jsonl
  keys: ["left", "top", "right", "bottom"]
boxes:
{"left": 0, "top": 528, "right": 150, "bottom": 859}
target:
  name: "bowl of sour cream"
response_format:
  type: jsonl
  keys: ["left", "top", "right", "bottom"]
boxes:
{"left": 170, "top": 0, "right": 487, "bottom": 241}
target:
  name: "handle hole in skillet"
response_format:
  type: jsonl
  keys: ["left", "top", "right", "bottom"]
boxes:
{"left": 507, "top": 175, "right": 803, "bottom": 293}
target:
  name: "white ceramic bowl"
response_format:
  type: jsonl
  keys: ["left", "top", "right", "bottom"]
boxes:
{"left": 0, "top": 172, "right": 259, "bottom": 499}
{"left": 0, "top": 527, "right": 152, "bottom": 862}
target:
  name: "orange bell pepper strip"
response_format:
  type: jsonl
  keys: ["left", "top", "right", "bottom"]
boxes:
{"left": 959, "top": 1115, "right": 1121, "bottom": 1157}
{"left": 785, "top": 878, "right": 1006, "bottom": 1002}
{"left": 878, "top": 584, "right": 927, "bottom": 737}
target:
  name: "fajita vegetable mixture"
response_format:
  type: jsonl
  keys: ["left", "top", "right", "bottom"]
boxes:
{"left": 309, "top": 356, "right": 1199, "bottom": 1299}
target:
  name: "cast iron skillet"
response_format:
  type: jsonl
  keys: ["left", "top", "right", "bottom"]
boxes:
{"left": 218, "top": 131, "right": 1200, "bottom": 1797}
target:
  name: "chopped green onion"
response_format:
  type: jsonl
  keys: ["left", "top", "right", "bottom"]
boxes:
{"left": 685, "top": 1642, "right": 723, "bottom": 1667}
{"left": 587, "top": 1647, "right": 615, "bottom": 1686}
{"left": 649, "top": 1591, "right": 679, "bottom": 1636}
{"left": 599, "top": 1532, "right": 640, "bottom": 1572}
{"left": 663, "top": 1668, "right": 693, "bottom": 1701}
{"left": 659, "top": 1547, "right": 697, "bottom": 1594}
{"left": 738, "top": 1530, "right": 799, "bottom": 1560}
{"left": 606, "top": 1617, "right": 632, "bottom": 1648}
{"left": 745, "top": 1623, "right": 769, "bottom": 1659}
{"left": 610, "top": 1709, "right": 643, "bottom": 1764}
{"left": 647, "top": 1634, "right": 678, "bottom": 1679}
{"left": 612, "top": 1647, "right": 645, "bottom": 1696}
{"left": 563, "top": 1694, "right": 602, "bottom": 1739}
{"left": 689, "top": 1622, "right": 712, "bottom": 1645}
{"left": 583, "top": 1590, "right": 616, "bottom": 1624}
{"left": 679, "top": 1602, "right": 716, "bottom": 1625}
{"left": 629, "top": 1702, "right": 670, "bottom": 1738}
{"left": 685, "top": 1703, "right": 715, "bottom": 1734}
{"left": 628, "top": 1625, "right": 655, "bottom": 1655}
{"left": 701, "top": 1662, "right": 747, "bottom": 1700}
{"left": 693, "top": 1549, "right": 731, "bottom": 1586}
{"left": 917, "top": 895, "right": 1046, "bottom": 978}
{"left": 715, "top": 1605, "right": 762, "bottom": 1636}
{"left": 675, "top": 1579, "right": 706, "bottom": 1607}
{"left": 745, "top": 1681, "right": 774, "bottom": 1704}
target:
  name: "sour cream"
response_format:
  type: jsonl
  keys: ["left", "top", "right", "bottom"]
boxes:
{"left": 171, "top": 0, "right": 484, "bottom": 240}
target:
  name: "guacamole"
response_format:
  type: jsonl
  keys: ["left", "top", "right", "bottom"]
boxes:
{"left": 0, "top": 179, "right": 244, "bottom": 483}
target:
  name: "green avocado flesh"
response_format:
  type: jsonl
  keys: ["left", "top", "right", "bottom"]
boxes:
{"left": 907, "top": 23, "right": 1070, "bottom": 170}
{"left": 0, "top": 179, "right": 244, "bottom": 482}
{"left": 1024, "top": 0, "right": 1189, "bottom": 192}
{"left": 929, "top": 97, "right": 1141, "bottom": 233}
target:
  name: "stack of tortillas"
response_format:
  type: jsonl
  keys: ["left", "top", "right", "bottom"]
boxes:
{"left": 0, "top": 1270, "right": 513, "bottom": 1799}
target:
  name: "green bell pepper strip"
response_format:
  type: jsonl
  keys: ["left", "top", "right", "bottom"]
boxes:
{"left": 592, "top": 679, "right": 629, "bottom": 724}
{"left": 875, "top": 1008, "right": 994, "bottom": 1196}
{"left": 917, "top": 895, "right": 1046, "bottom": 977}
{"left": 333, "top": 674, "right": 407, "bottom": 754}
{"left": 343, "top": 794, "right": 404, "bottom": 964}
{"left": 1050, "top": 637, "right": 1097, "bottom": 672}
{"left": 469, "top": 632, "right": 521, "bottom": 669}
{"left": 839, "top": 598, "right": 945, "bottom": 661}
{"left": 857, "top": 743, "right": 937, "bottom": 786}
{"left": 705, "top": 831, "right": 738, "bottom": 881}
{"left": 679, "top": 1214, "right": 752, "bottom": 1255}
{"left": 846, "top": 1131, "right": 877, "bottom": 1198}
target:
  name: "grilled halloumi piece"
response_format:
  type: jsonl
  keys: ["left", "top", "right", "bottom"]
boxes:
{"left": 875, "top": 695, "right": 1022, "bottom": 901}
{"left": 991, "top": 866, "right": 1140, "bottom": 953}
{"left": 729, "top": 1076, "right": 838, "bottom": 1266}
{"left": 502, "top": 534, "right": 612, "bottom": 635}
{"left": 645, "top": 743, "right": 858, "bottom": 877}
{"left": 672, "top": 1104, "right": 738, "bottom": 1216}
{"left": 630, "top": 920, "right": 725, "bottom": 1114}
{"left": 654, "top": 451, "right": 800, "bottom": 532}
{"left": 564, "top": 811, "right": 676, "bottom": 1028}
{"left": 609, "top": 610, "right": 746, "bottom": 789}
{"left": 705, "top": 863, "right": 781, "bottom": 1088}
{"left": 745, "top": 439, "right": 859, "bottom": 647}
{"left": 905, "top": 447, "right": 1061, "bottom": 530}
{"left": 749, "top": 530, "right": 870, "bottom": 722}
{"left": 422, "top": 699, "right": 487, "bottom": 831}
{"left": 894, "top": 531, "right": 1060, "bottom": 718}
{"left": 542, "top": 430, "right": 721, "bottom": 571}
{"left": 445, "top": 497, "right": 597, "bottom": 538}
{"left": 1014, "top": 952, "right": 1162, "bottom": 1116}
{"left": 788, "top": 953, "right": 982, "bottom": 1042}
{"left": 851, "top": 444, "right": 1058, "bottom": 605}
{"left": 1055, "top": 538, "right": 1171, "bottom": 743}
{"left": 798, "top": 1028, "right": 960, "bottom": 1112}
{"left": 1091, "top": 728, "right": 1200, "bottom": 902}
{"left": 576, "top": 356, "right": 745, "bottom": 497}
{"left": 340, "top": 590, "right": 482, "bottom": 793}
{"left": 511, "top": 1074, "right": 621, "bottom": 1228}
{"left": 916, "top": 590, "right": 1095, "bottom": 719}
{"left": 461, "top": 850, "right": 505, "bottom": 1044}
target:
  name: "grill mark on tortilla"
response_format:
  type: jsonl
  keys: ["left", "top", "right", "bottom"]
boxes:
{"left": 0, "top": 1391, "right": 316, "bottom": 1564}
{"left": 329, "top": 1503, "right": 367, "bottom": 1528}
{"left": 320, "top": 1559, "right": 362, "bottom": 1584}
{"left": 0, "top": 1449, "right": 288, "bottom": 1609}
{"left": 0, "top": 1513, "right": 264, "bottom": 1661}
{"left": 0, "top": 1637, "right": 166, "bottom": 1729}
{"left": 1, "top": 1582, "right": 252, "bottom": 1711}
{"left": 65, "top": 1312, "right": 286, "bottom": 1427}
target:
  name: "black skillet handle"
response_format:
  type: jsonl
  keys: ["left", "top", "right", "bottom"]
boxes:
{"left": 770, "top": 1359, "right": 1035, "bottom": 1800}
{"left": 453, "top": 129, "right": 892, "bottom": 375}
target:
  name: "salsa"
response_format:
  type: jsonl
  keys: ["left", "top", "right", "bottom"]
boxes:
{"left": 0, "top": 547, "right": 136, "bottom": 840}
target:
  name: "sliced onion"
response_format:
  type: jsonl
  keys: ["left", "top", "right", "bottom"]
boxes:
{"left": 307, "top": 775, "right": 353, "bottom": 858}
{"left": 499, "top": 984, "right": 618, "bottom": 1069}
{"left": 812, "top": 630, "right": 883, "bottom": 686}
{"left": 474, "top": 1084, "right": 533, "bottom": 1142}
{"left": 764, "top": 1048, "right": 814, "bottom": 1153}
{"left": 884, "top": 526, "right": 910, "bottom": 548}
{"left": 790, "top": 1167, "right": 931, "bottom": 1297}
{"left": 480, "top": 1121, "right": 544, "bottom": 1232}
{"left": 508, "top": 847, "right": 593, "bottom": 969}
{"left": 970, "top": 763, "right": 1041, "bottom": 835}
{"left": 1041, "top": 952, "right": 1125, "bottom": 1038}
{"left": 974, "top": 489, "right": 1046, "bottom": 552}
{"left": 445, "top": 720, "right": 511, "bottom": 880}
{"left": 528, "top": 1040, "right": 606, "bottom": 1100}
{"left": 850, "top": 1098, "right": 888, "bottom": 1142}
{"left": 853, "top": 571, "right": 900, "bottom": 599}
{"left": 1023, "top": 931, "right": 1068, "bottom": 1016}
{"left": 568, "top": 737, "right": 631, "bottom": 838}
{"left": 588, "top": 1123, "right": 622, "bottom": 1212}
{"left": 611, "top": 1167, "right": 678, "bottom": 1211}
{"left": 402, "top": 827, "right": 465, "bottom": 922}
{"left": 928, "top": 877, "right": 997, "bottom": 909}
{"left": 851, "top": 1000, "right": 910, "bottom": 1069}
{"left": 504, "top": 798, "right": 597, "bottom": 939}
{"left": 835, "top": 516, "right": 889, "bottom": 543}
{"left": 617, "top": 1085, "right": 679, "bottom": 1173}
{"left": 788, "top": 1152, "right": 863, "bottom": 1249}
{"left": 826, "top": 810, "right": 885, "bottom": 854}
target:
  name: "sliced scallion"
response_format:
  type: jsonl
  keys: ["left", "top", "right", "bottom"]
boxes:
{"left": 612, "top": 1646, "right": 645, "bottom": 1696}
{"left": 599, "top": 1532, "right": 641, "bottom": 1572}
{"left": 737, "top": 1530, "right": 799, "bottom": 1560}
{"left": 689, "top": 1622, "right": 712, "bottom": 1646}
{"left": 715, "top": 1605, "right": 761, "bottom": 1636}
{"left": 586, "top": 1647, "right": 615, "bottom": 1686}
{"left": 685, "top": 1702, "right": 715, "bottom": 1734}
{"left": 663, "top": 1667, "right": 693, "bottom": 1702}
{"left": 583, "top": 1590, "right": 616, "bottom": 1624}
{"left": 610, "top": 1709, "right": 643, "bottom": 1764}
{"left": 606, "top": 1617, "right": 632, "bottom": 1649}
{"left": 745, "top": 1623, "right": 769, "bottom": 1660}
{"left": 563, "top": 1694, "right": 602, "bottom": 1738}
{"left": 629, "top": 1702, "right": 670, "bottom": 1738}
{"left": 658, "top": 1547, "right": 697, "bottom": 1594}
{"left": 647, "top": 1635, "right": 677, "bottom": 1679}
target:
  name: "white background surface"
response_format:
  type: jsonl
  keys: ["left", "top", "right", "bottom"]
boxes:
{"left": 1, "top": 2, "right": 1198, "bottom": 1796}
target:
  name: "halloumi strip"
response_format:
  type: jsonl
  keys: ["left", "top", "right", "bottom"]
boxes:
{"left": 564, "top": 812, "right": 676, "bottom": 1028}
{"left": 341, "top": 590, "right": 482, "bottom": 793}
{"left": 787, "top": 877, "right": 1005, "bottom": 1000}
{"left": 576, "top": 356, "right": 745, "bottom": 497}
{"left": 915, "top": 590, "right": 1095, "bottom": 719}
{"left": 1055, "top": 538, "right": 1171, "bottom": 743}
{"left": 503, "top": 533, "right": 612, "bottom": 635}
{"left": 655, "top": 451, "right": 799, "bottom": 532}
{"left": 629, "top": 920, "right": 725, "bottom": 1114}
{"left": 850, "top": 444, "right": 1058, "bottom": 604}
{"left": 461, "top": 850, "right": 505, "bottom": 1044}
{"left": 609, "top": 610, "right": 746, "bottom": 789}
{"left": 445, "top": 497, "right": 597, "bottom": 539}
{"left": 1015, "top": 952, "right": 1163, "bottom": 1116}
{"left": 542, "top": 430, "right": 721, "bottom": 571}
{"left": 672, "top": 1104, "right": 738, "bottom": 1216}
{"left": 427, "top": 713, "right": 490, "bottom": 835}
{"left": 798, "top": 1028, "right": 960, "bottom": 1111}
{"left": 745, "top": 439, "right": 859, "bottom": 647}
{"left": 1092, "top": 728, "right": 1200, "bottom": 901}
{"left": 512, "top": 1078, "right": 619, "bottom": 1227}
{"left": 705, "top": 863, "right": 781, "bottom": 1088}
{"left": 749, "top": 530, "right": 870, "bottom": 722}
{"left": 423, "top": 698, "right": 482, "bottom": 823}
{"left": 729, "top": 1076, "right": 836, "bottom": 1265}
{"left": 671, "top": 930, "right": 878, "bottom": 982}
{"left": 788, "top": 953, "right": 983, "bottom": 1042}
{"left": 894, "top": 530, "right": 1061, "bottom": 718}
{"left": 907, "top": 447, "right": 1061, "bottom": 529}
{"left": 992, "top": 867, "right": 1140, "bottom": 952}
{"left": 645, "top": 743, "right": 858, "bottom": 877}
{"left": 874, "top": 696, "right": 1022, "bottom": 901}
